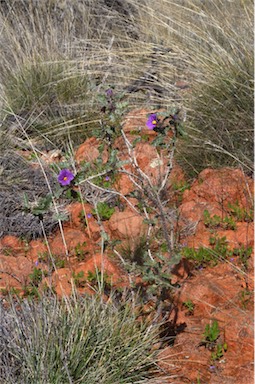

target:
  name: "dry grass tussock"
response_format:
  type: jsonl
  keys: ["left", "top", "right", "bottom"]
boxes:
{"left": 0, "top": 0, "right": 253, "bottom": 176}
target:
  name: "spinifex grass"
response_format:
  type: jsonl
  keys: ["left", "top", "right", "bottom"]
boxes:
{"left": 132, "top": 0, "right": 253, "bottom": 175}
{"left": 0, "top": 293, "right": 162, "bottom": 384}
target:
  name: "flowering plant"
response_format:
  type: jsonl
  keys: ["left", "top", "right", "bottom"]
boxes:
{"left": 57, "top": 169, "right": 75, "bottom": 186}
{"left": 146, "top": 113, "right": 158, "bottom": 130}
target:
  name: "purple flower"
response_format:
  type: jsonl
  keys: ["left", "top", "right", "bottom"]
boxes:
{"left": 230, "top": 257, "right": 234, "bottom": 262}
{"left": 35, "top": 260, "right": 39, "bottom": 267}
{"left": 146, "top": 114, "right": 158, "bottom": 130}
{"left": 209, "top": 365, "right": 216, "bottom": 371}
{"left": 106, "top": 88, "right": 113, "bottom": 97}
{"left": 105, "top": 176, "right": 110, "bottom": 181}
{"left": 58, "top": 169, "right": 74, "bottom": 186}
{"left": 87, "top": 213, "right": 92, "bottom": 219}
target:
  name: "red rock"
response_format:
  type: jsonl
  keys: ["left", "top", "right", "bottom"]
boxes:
{"left": 65, "top": 202, "right": 101, "bottom": 241}
{"left": 43, "top": 268, "right": 73, "bottom": 297}
{"left": 0, "top": 255, "right": 33, "bottom": 290}
{"left": 50, "top": 228, "right": 88, "bottom": 256}
{"left": 168, "top": 163, "right": 186, "bottom": 185}
{"left": 214, "top": 222, "right": 254, "bottom": 250}
{"left": 0, "top": 235, "right": 25, "bottom": 256}
{"left": 114, "top": 173, "right": 135, "bottom": 195}
{"left": 161, "top": 260, "right": 254, "bottom": 383}
{"left": 182, "top": 168, "right": 253, "bottom": 211}
{"left": 108, "top": 208, "right": 146, "bottom": 239}
{"left": 75, "top": 137, "right": 108, "bottom": 164}
{"left": 75, "top": 253, "right": 128, "bottom": 286}
{"left": 235, "top": 221, "right": 254, "bottom": 248}
{"left": 134, "top": 142, "right": 168, "bottom": 185}
{"left": 66, "top": 202, "right": 92, "bottom": 228}
{"left": 179, "top": 201, "right": 222, "bottom": 224}
{"left": 27, "top": 239, "right": 48, "bottom": 262}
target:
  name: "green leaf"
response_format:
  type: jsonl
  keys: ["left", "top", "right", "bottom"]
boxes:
{"left": 32, "top": 194, "right": 52, "bottom": 215}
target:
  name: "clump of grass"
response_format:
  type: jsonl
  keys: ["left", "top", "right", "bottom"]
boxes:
{"left": 2, "top": 60, "right": 100, "bottom": 147}
{"left": 0, "top": 293, "right": 162, "bottom": 384}
{"left": 131, "top": 0, "right": 253, "bottom": 175}
{"left": 172, "top": 0, "right": 254, "bottom": 175}
{"left": 0, "top": 0, "right": 140, "bottom": 149}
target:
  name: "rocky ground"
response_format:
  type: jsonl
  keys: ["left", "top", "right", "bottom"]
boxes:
{"left": 0, "top": 109, "right": 253, "bottom": 384}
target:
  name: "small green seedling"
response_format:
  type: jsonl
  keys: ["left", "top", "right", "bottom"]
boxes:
{"left": 203, "top": 210, "right": 221, "bottom": 229}
{"left": 92, "top": 202, "right": 115, "bottom": 220}
{"left": 200, "top": 321, "right": 228, "bottom": 361}
{"left": 183, "top": 299, "right": 195, "bottom": 315}
{"left": 222, "top": 215, "right": 236, "bottom": 230}
{"left": 201, "top": 320, "right": 220, "bottom": 350}
{"left": 239, "top": 289, "right": 253, "bottom": 309}
{"left": 211, "top": 343, "right": 228, "bottom": 361}
{"left": 72, "top": 271, "right": 86, "bottom": 288}
{"left": 74, "top": 242, "right": 89, "bottom": 261}
{"left": 87, "top": 270, "right": 112, "bottom": 291}
{"left": 233, "top": 245, "right": 252, "bottom": 271}
{"left": 23, "top": 285, "right": 40, "bottom": 299}
{"left": 228, "top": 201, "right": 254, "bottom": 222}
{"left": 29, "top": 267, "right": 44, "bottom": 287}
{"left": 203, "top": 210, "right": 236, "bottom": 230}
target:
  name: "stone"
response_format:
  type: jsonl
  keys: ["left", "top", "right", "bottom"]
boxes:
{"left": 182, "top": 168, "right": 253, "bottom": 211}
{"left": 27, "top": 239, "right": 48, "bottom": 262}
{"left": 42, "top": 268, "right": 73, "bottom": 297}
{"left": 114, "top": 173, "right": 135, "bottom": 195}
{"left": 66, "top": 202, "right": 92, "bottom": 228}
{"left": 0, "top": 255, "right": 33, "bottom": 290}
{"left": 0, "top": 235, "right": 25, "bottom": 257}
{"left": 50, "top": 228, "right": 88, "bottom": 256}
{"left": 160, "top": 260, "right": 254, "bottom": 383}
{"left": 75, "top": 137, "right": 108, "bottom": 165}
{"left": 74, "top": 253, "right": 128, "bottom": 286}
{"left": 108, "top": 208, "right": 146, "bottom": 239}
{"left": 179, "top": 201, "right": 223, "bottom": 224}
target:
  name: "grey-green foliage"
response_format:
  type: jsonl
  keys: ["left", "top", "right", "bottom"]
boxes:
{"left": 0, "top": 293, "right": 160, "bottom": 384}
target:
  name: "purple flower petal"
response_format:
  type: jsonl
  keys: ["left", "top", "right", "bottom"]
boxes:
{"left": 58, "top": 169, "right": 75, "bottom": 186}
{"left": 146, "top": 113, "right": 158, "bottom": 130}
{"left": 106, "top": 88, "right": 113, "bottom": 97}
{"left": 87, "top": 213, "right": 92, "bottom": 219}
{"left": 105, "top": 176, "right": 110, "bottom": 181}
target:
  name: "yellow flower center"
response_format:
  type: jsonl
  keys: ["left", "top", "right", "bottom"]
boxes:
{"left": 152, "top": 120, "right": 157, "bottom": 125}
{"left": 63, "top": 176, "right": 67, "bottom": 181}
